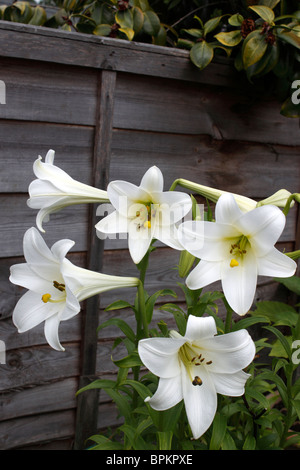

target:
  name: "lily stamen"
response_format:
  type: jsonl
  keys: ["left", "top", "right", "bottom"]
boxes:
{"left": 42, "top": 293, "right": 64, "bottom": 304}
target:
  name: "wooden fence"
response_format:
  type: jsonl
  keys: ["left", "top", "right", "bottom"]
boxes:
{"left": 0, "top": 21, "right": 299, "bottom": 449}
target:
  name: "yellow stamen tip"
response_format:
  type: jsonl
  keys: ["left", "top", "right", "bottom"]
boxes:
{"left": 230, "top": 258, "right": 239, "bottom": 268}
{"left": 42, "top": 293, "right": 51, "bottom": 303}
{"left": 144, "top": 221, "right": 151, "bottom": 229}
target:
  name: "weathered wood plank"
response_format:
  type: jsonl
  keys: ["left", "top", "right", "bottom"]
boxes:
{"left": 0, "top": 120, "right": 94, "bottom": 192}
{"left": 113, "top": 73, "right": 300, "bottom": 145}
{"left": 74, "top": 69, "right": 117, "bottom": 450}
{"left": 0, "top": 21, "right": 240, "bottom": 87}
{"left": 110, "top": 130, "right": 300, "bottom": 197}
{"left": 0, "top": 408, "right": 76, "bottom": 450}
{"left": 0, "top": 195, "right": 89, "bottom": 257}
{"left": 0, "top": 57, "right": 98, "bottom": 125}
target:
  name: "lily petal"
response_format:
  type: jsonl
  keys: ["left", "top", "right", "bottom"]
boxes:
{"left": 237, "top": 205, "right": 286, "bottom": 256}
{"left": 221, "top": 249, "right": 257, "bottom": 315}
{"left": 145, "top": 375, "right": 183, "bottom": 411}
{"left": 95, "top": 210, "right": 129, "bottom": 235}
{"left": 138, "top": 337, "right": 185, "bottom": 379}
{"left": 178, "top": 220, "right": 236, "bottom": 261}
{"left": 12, "top": 290, "right": 58, "bottom": 333}
{"left": 182, "top": 363, "right": 217, "bottom": 439}
{"left": 215, "top": 193, "right": 243, "bottom": 225}
{"left": 140, "top": 166, "right": 164, "bottom": 194}
{"left": 212, "top": 370, "right": 250, "bottom": 396}
{"left": 185, "top": 315, "right": 217, "bottom": 342}
{"left": 200, "top": 329, "right": 256, "bottom": 373}
{"left": 257, "top": 248, "right": 297, "bottom": 278}
{"left": 44, "top": 314, "right": 65, "bottom": 351}
{"left": 186, "top": 260, "right": 221, "bottom": 290}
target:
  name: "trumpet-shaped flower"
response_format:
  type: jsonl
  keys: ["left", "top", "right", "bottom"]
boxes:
{"left": 27, "top": 149, "right": 109, "bottom": 232}
{"left": 95, "top": 166, "right": 192, "bottom": 264}
{"left": 178, "top": 193, "right": 297, "bottom": 315}
{"left": 138, "top": 315, "right": 255, "bottom": 439}
{"left": 9, "top": 227, "right": 139, "bottom": 351}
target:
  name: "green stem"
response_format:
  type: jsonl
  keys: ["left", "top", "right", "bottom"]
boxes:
{"left": 223, "top": 297, "right": 233, "bottom": 333}
{"left": 285, "top": 249, "right": 300, "bottom": 260}
{"left": 137, "top": 280, "right": 149, "bottom": 339}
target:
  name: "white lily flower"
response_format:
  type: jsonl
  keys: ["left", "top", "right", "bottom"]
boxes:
{"left": 178, "top": 193, "right": 297, "bottom": 315}
{"left": 95, "top": 166, "right": 192, "bottom": 264}
{"left": 27, "top": 150, "right": 109, "bottom": 232}
{"left": 9, "top": 227, "right": 139, "bottom": 351}
{"left": 138, "top": 315, "right": 255, "bottom": 439}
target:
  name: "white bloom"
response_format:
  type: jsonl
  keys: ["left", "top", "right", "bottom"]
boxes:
{"left": 138, "top": 315, "right": 255, "bottom": 439}
{"left": 9, "top": 227, "right": 139, "bottom": 351}
{"left": 178, "top": 193, "right": 297, "bottom": 315}
{"left": 95, "top": 166, "right": 192, "bottom": 264}
{"left": 27, "top": 149, "right": 109, "bottom": 232}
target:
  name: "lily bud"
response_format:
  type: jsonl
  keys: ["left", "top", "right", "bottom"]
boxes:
{"left": 178, "top": 249, "right": 196, "bottom": 278}
{"left": 256, "top": 189, "right": 295, "bottom": 208}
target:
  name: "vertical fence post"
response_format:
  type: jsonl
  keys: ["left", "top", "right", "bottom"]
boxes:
{"left": 73, "top": 69, "right": 116, "bottom": 450}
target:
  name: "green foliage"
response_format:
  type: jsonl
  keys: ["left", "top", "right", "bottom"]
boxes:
{"left": 0, "top": 1, "right": 299, "bottom": 116}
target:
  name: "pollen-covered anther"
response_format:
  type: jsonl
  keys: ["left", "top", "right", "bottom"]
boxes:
{"left": 192, "top": 376, "right": 203, "bottom": 386}
{"left": 144, "top": 221, "right": 151, "bottom": 229}
{"left": 53, "top": 280, "right": 65, "bottom": 292}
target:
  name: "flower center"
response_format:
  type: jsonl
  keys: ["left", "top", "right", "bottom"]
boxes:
{"left": 131, "top": 201, "right": 157, "bottom": 231}
{"left": 229, "top": 235, "right": 250, "bottom": 268}
{"left": 178, "top": 341, "right": 213, "bottom": 386}
{"left": 42, "top": 281, "right": 66, "bottom": 303}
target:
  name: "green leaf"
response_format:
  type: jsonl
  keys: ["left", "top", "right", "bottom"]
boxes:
{"left": 228, "top": 13, "right": 244, "bottom": 27}
{"left": 119, "top": 27, "right": 135, "bottom": 41}
{"left": 215, "top": 29, "right": 243, "bottom": 47}
{"left": 181, "top": 28, "right": 203, "bottom": 39}
{"left": 28, "top": 6, "right": 46, "bottom": 25}
{"left": 276, "top": 28, "right": 300, "bottom": 49}
{"left": 159, "top": 303, "right": 187, "bottom": 335}
{"left": 252, "top": 300, "right": 298, "bottom": 327}
{"left": 264, "top": 325, "right": 292, "bottom": 360}
{"left": 93, "top": 23, "right": 112, "bottom": 36}
{"left": 274, "top": 276, "right": 300, "bottom": 295}
{"left": 243, "top": 434, "right": 257, "bottom": 450}
{"left": 258, "top": 0, "right": 280, "bottom": 8}
{"left": 209, "top": 412, "right": 227, "bottom": 450}
{"left": 190, "top": 40, "right": 214, "bottom": 70}
{"left": 76, "top": 378, "right": 116, "bottom": 395}
{"left": 269, "top": 336, "right": 293, "bottom": 359}
{"left": 113, "top": 350, "right": 143, "bottom": 368}
{"left": 132, "top": 6, "right": 144, "bottom": 34}
{"left": 146, "top": 289, "right": 177, "bottom": 323}
{"left": 242, "top": 30, "right": 268, "bottom": 69}
{"left": 116, "top": 9, "right": 133, "bottom": 29}
{"left": 245, "top": 387, "right": 270, "bottom": 411}
{"left": 88, "top": 435, "right": 124, "bottom": 450}
{"left": 249, "top": 5, "right": 275, "bottom": 24}
{"left": 119, "top": 423, "right": 149, "bottom": 450}
{"left": 143, "top": 10, "right": 160, "bottom": 36}
{"left": 97, "top": 317, "right": 136, "bottom": 343}
{"left": 203, "top": 15, "right": 224, "bottom": 37}
{"left": 246, "top": 42, "right": 279, "bottom": 80}
{"left": 105, "top": 299, "right": 133, "bottom": 311}
{"left": 232, "top": 315, "right": 268, "bottom": 331}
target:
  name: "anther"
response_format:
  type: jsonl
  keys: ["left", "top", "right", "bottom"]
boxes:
{"left": 206, "top": 360, "right": 212, "bottom": 365}
{"left": 53, "top": 281, "right": 65, "bottom": 292}
{"left": 144, "top": 221, "right": 151, "bottom": 229}
{"left": 192, "top": 376, "right": 203, "bottom": 386}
